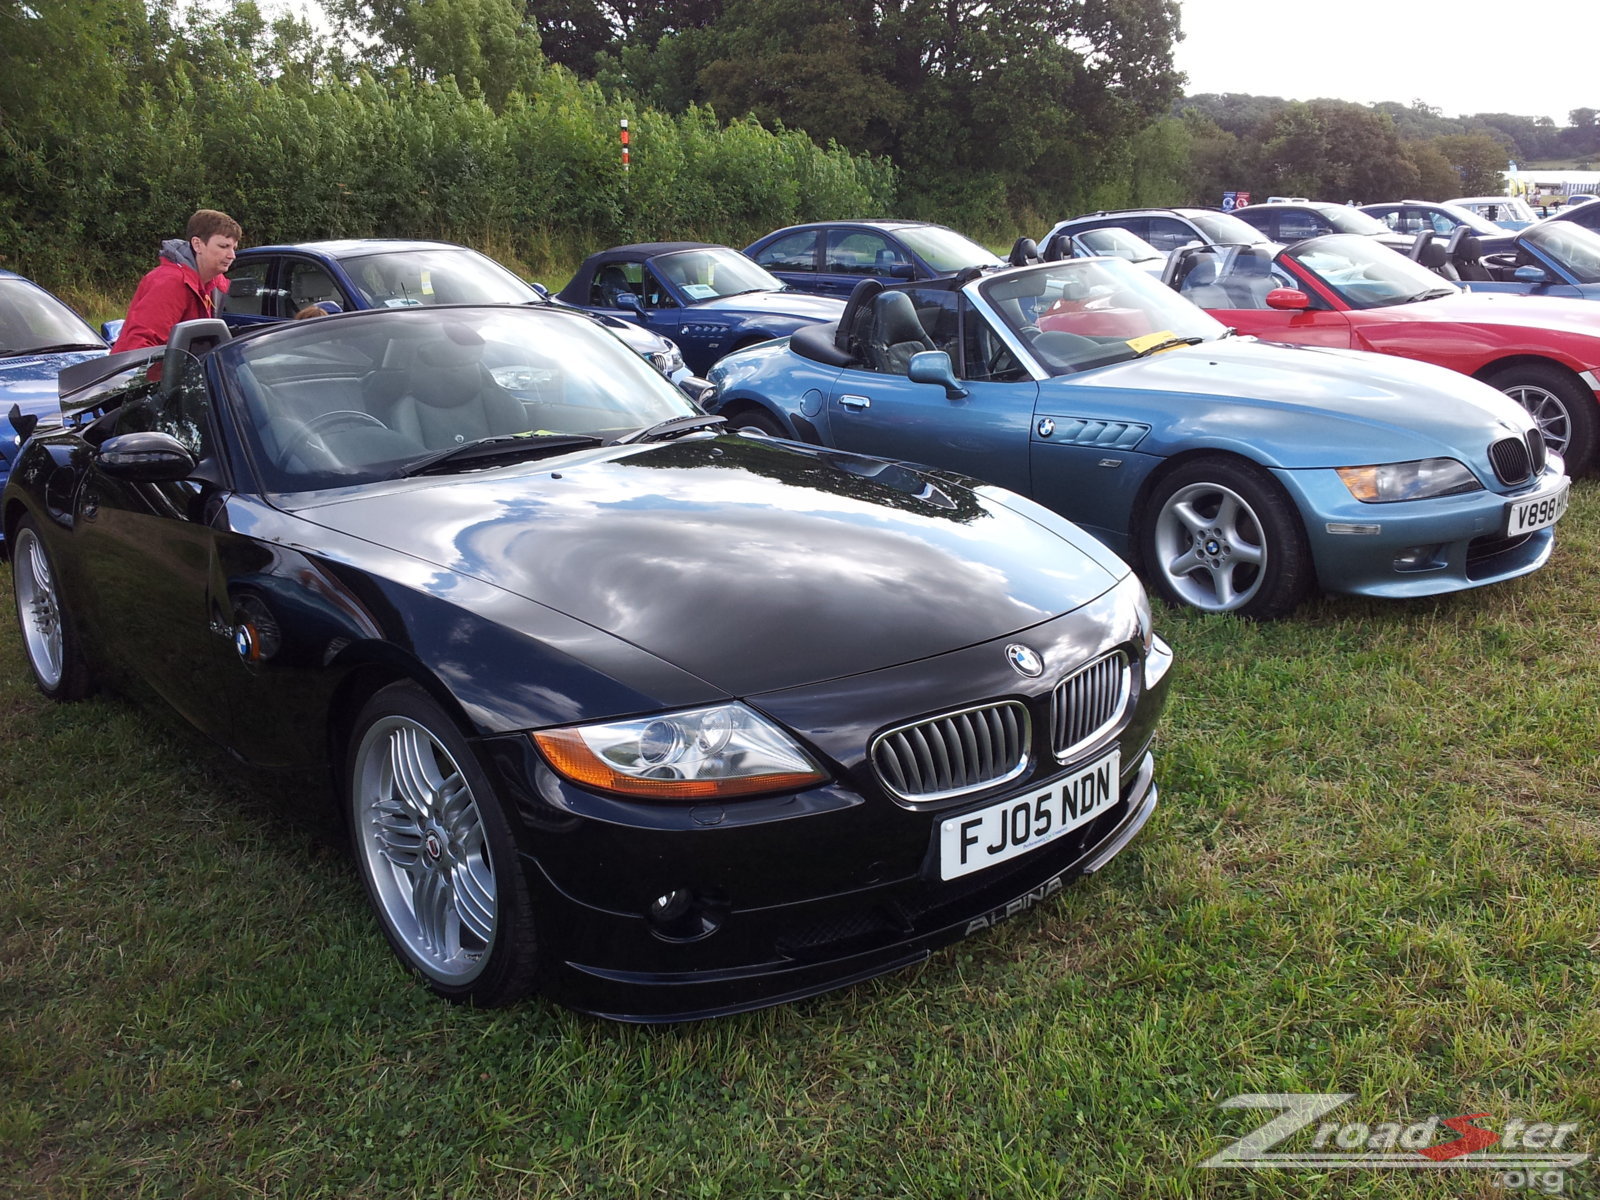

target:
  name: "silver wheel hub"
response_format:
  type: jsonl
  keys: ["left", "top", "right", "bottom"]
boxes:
{"left": 16, "top": 528, "right": 65, "bottom": 689}
{"left": 353, "top": 716, "right": 495, "bottom": 983}
{"left": 1153, "top": 481, "right": 1267, "bottom": 613}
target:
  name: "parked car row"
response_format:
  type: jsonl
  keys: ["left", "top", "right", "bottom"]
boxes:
{"left": 1, "top": 232, "right": 1172, "bottom": 1022}
{"left": 2, "top": 199, "right": 1588, "bottom": 1021}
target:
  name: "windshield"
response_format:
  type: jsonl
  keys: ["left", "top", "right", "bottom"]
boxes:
{"left": 1186, "top": 211, "right": 1269, "bottom": 243}
{"left": 344, "top": 248, "right": 543, "bottom": 309}
{"left": 1521, "top": 221, "right": 1600, "bottom": 283}
{"left": 977, "top": 258, "right": 1227, "bottom": 376}
{"left": 1288, "top": 235, "right": 1459, "bottom": 308}
{"left": 1073, "top": 227, "right": 1165, "bottom": 262}
{"left": 1452, "top": 197, "right": 1537, "bottom": 224}
{"left": 1316, "top": 207, "right": 1394, "bottom": 236}
{"left": 0, "top": 279, "right": 102, "bottom": 355}
{"left": 654, "top": 247, "right": 784, "bottom": 301}
{"left": 895, "top": 225, "right": 1004, "bottom": 272}
{"left": 221, "top": 306, "right": 697, "bottom": 492}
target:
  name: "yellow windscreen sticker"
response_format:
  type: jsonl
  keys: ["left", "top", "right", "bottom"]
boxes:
{"left": 1125, "top": 330, "right": 1179, "bottom": 355}
{"left": 421, "top": 269, "right": 434, "bottom": 296}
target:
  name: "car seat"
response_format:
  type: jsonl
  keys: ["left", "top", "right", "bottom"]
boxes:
{"left": 1219, "top": 252, "right": 1278, "bottom": 308}
{"left": 1179, "top": 259, "right": 1234, "bottom": 308}
{"left": 864, "top": 291, "right": 935, "bottom": 374}
{"left": 384, "top": 331, "right": 529, "bottom": 449}
{"left": 595, "top": 265, "right": 634, "bottom": 307}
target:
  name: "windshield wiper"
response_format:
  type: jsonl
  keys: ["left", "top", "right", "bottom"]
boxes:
{"left": 400, "top": 432, "right": 601, "bottom": 476}
{"left": 1133, "top": 335, "right": 1205, "bottom": 358}
{"left": 609, "top": 414, "right": 727, "bottom": 445}
{"left": 6, "top": 342, "right": 106, "bottom": 355}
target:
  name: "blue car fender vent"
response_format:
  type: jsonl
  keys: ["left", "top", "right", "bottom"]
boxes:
{"left": 1045, "top": 418, "right": 1150, "bottom": 449}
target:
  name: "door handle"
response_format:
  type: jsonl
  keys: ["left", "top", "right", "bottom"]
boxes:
{"left": 838, "top": 394, "right": 871, "bottom": 410}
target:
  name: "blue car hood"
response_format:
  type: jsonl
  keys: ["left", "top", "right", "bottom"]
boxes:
{"left": 692, "top": 290, "right": 844, "bottom": 322}
{"left": 1, "top": 349, "right": 105, "bottom": 468}
{"left": 1057, "top": 337, "right": 1533, "bottom": 468}
{"left": 286, "top": 437, "right": 1125, "bottom": 695}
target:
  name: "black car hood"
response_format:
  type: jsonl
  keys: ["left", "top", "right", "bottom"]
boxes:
{"left": 285, "top": 437, "right": 1123, "bottom": 695}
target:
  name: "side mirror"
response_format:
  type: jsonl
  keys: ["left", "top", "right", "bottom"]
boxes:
{"left": 888, "top": 262, "right": 916, "bottom": 280}
{"left": 907, "top": 350, "right": 969, "bottom": 399}
{"left": 616, "top": 292, "right": 644, "bottom": 315}
{"left": 1513, "top": 265, "right": 1552, "bottom": 284}
{"left": 102, "top": 318, "right": 124, "bottom": 345}
{"left": 95, "top": 430, "right": 196, "bottom": 481}
{"left": 528, "top": 280, "right": 551, "bottom": 297}
{"left": 1265, "top": 288, "right": 1312, "bottom": 311}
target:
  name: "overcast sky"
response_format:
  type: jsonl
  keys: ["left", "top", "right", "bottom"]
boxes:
{"left": 1171, "top": 0, "right": 1595, "bottom": 128}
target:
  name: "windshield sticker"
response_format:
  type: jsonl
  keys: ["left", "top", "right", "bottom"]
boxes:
{"left": 680, "top": 283, "right": 717, "bottom": 301}
{"left": 1126, "top": 330, "right": 1182, "bottom": 355}
{"left": 383, "top": 298, "right": 422, "bottom": 307}
{"left": 420, "top": 269, "right": 434, "bottom": 296}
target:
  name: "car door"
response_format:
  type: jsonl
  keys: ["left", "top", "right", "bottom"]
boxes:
{"left": 819, "top": 286, "right": 1036, "bottom": 496}
{"left": 817, "top": 228, "right": 914, "bottom": 296}
{"left": 217, "top": 255, "right": 283, "bottom": 332}
{"left": 749, "top": 228, "right": 823, "bottom": 293}
{"left": 69, "top": 352, "right": 239, "bottom": 741}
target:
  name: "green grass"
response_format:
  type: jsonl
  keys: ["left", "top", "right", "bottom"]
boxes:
{"left": 3, "top": 484, "right": 1600, "bottom": 1198}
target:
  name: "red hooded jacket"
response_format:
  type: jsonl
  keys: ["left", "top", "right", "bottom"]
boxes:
{"left": 111, "top": 239, "right": 231, "bottom": 352}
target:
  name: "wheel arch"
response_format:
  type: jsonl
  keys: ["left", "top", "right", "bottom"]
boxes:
{"left": 1127, "top": 447, "right": 1302, "bottom": 555}
{"left": 324, "top": 649, "right": 484, "bottom": 782}
{"left": 1473, "top": 353, "right": 1593, "bottom": 390}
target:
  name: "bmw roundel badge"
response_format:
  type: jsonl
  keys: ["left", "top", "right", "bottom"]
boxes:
{"left": 1006, "top": 643, "right": 1043, "bottom": 677}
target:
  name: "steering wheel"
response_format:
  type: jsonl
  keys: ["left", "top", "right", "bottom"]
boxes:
{"left": 278, "top": 409, "right": 389, "bottom": 468}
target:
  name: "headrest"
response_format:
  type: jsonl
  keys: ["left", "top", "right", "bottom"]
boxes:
{"left": 417, "top": 326, "right": 484, "bottom": 368}
{"left": 1185, "top": 259, "right": 1219, "bottom": 286}
{"left": 1416, "top": 240, "right": 1448, "bottom": 269}
{"left": 836, "top": 277, "right": 885, "bottom": 353}
{"left": 1008, "top": 237, "right": 1040, "bottom": 267}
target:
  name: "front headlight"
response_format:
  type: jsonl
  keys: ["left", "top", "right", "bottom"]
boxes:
{"left": 1335, "top": 459, "right": 1481, "bottom": 503}
{"left": 647, "top": 344, "right": 686, "bottom": 377}
{"left": 532, "top": 703, "right": 828, "bottom": 802}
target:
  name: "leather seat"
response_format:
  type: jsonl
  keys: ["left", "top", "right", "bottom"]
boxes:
{"left": 595, "top": 265, "right": 633, "bottom": 307}
{"left": 864, "top": 291, "right": 934, "bottom": 374}
{"left": 1180, "top": 259, "right": 1234, "bottom": 308}
{"left": 384, "top": 334, "right": 529, "bottom": 449}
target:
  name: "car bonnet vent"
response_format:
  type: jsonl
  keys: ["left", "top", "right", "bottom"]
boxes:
{"left": 872, "top": 702, "right": 1030, "bottom": 802}
{"left": 1488, "top": 436, "right": 1532, "bottom": 486}
{"left": 1051, "top": 651, "right": 1132, "bottom": 762}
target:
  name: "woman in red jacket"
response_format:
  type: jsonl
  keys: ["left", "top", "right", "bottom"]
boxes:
{"left": 111, "top": 209, "right": 241, "bottom": 352}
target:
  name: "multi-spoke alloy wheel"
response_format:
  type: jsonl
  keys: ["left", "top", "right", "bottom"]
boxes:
{"left": 1486, "top": 363, "right": 1595, "bottom": 476}
{"left": 348, "top": 683, "right": 539, "bottom": 1005}
{"left": 11, "top": 517, "right": 92, "bottom": 701}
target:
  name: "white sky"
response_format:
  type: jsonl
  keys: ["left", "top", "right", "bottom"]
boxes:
{"left": 1172, "top": 0, "right": 1596, "bottom": 128}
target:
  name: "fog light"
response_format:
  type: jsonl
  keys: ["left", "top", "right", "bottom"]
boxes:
{"left": 646, "top": 888, "right": 723, "bottom": 942}
{"left": 1393, "top": 544, "right": 1445, "bottom": 571}
{"left": 651, "top": 890, "right": 693, "bottom": 922}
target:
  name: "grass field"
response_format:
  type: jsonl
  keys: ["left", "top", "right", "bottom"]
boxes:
{"left": 2, "top": 479, "right": 1598, "bottom": 1198}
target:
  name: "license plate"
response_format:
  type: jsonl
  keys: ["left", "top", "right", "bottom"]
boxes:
{"left": 1506, "top": 481, "right": 1569, "bottom": 536}
{"left": 939, "top": 750, "right": 1120, "bottom": 881}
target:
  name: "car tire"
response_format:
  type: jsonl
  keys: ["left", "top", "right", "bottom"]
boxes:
{"left": 1141, "top": 457, "right": 1312, "bottom": 619}
{"left": 1483, "top": 363, "right": 1596, "bottom": 476}
{"left": 730, "top": 408, "right": 785, "bottom": 437}
{"left": 11, "top": 515, "right": 95, "bottom": 701}
{"left": 346, "top": 681, "right": 541, "bottom": 1006}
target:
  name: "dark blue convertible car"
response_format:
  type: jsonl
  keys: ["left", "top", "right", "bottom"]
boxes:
{"left": 555, "top": 243, "right": 844, "bottom": 375}
{"left": 1, "top": 270, "right": 109, "bottom": 519}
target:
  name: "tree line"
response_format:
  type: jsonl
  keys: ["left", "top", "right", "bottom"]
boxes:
{"left": 3, "top": 0, "right": 1597, "bottom": 292}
